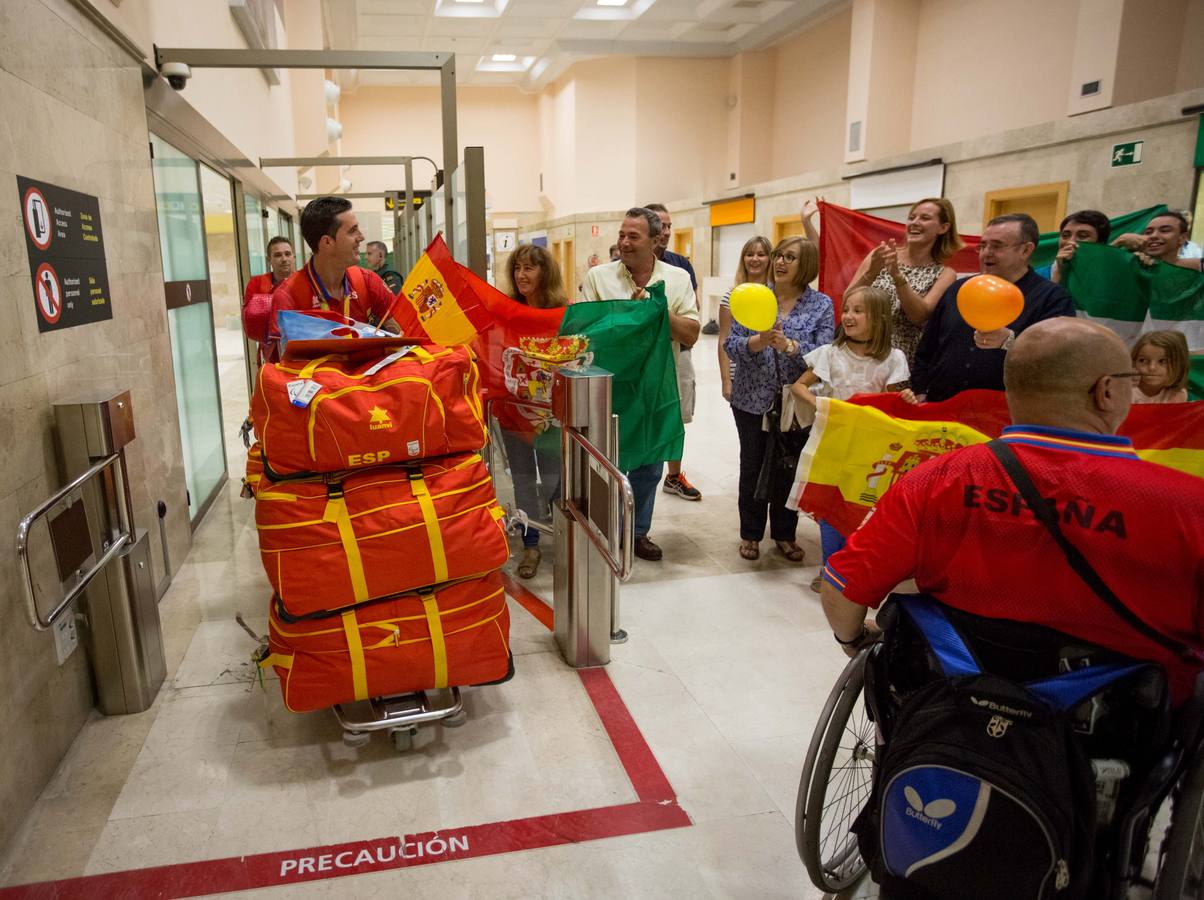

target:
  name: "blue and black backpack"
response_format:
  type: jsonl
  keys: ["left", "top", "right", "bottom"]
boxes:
{"left": 852, "top": 596, "right": 1163, "bottom": 900}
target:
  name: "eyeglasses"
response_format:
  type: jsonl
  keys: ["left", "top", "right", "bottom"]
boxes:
{"left": 774, "top": 252, "right": 799, "bottom": 263}
{"left": 1104, "top": 371, "right": 1142, "bottom": 383}
{"left": 978, "top": 241, "right": 1027, "bottom": 254}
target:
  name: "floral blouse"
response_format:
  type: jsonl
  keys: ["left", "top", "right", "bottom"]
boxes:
{"left": 723, "top": 286, "right": 835, "bottom": 415}
{"left": 871, "top": 261, "right": 944, "bottom": 367}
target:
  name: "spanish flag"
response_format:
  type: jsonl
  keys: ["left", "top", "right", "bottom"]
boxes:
{"left": 393, "top": 235, "right": 495, "bottom": 346}
{"left": 790, "top": 390, "right": 1204, "bottom": 536}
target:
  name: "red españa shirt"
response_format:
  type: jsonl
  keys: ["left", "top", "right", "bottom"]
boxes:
{"left": 825, "top": 424, "right": 1204, "bottom": 702}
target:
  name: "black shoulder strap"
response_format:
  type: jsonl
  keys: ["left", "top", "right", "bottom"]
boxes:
{"left": 987, "top": 439, "right": 1200, "bottom": 662}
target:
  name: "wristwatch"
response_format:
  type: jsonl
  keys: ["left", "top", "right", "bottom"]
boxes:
{"left": 1001, "top": 329, "right": 1016, "bottom": 352}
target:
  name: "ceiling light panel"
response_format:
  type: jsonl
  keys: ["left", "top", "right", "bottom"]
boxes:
{"left": 434, "top": 0, "right": 510, "bottom": 16}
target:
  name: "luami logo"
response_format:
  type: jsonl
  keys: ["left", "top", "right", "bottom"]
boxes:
{"left": 368, "top": 406, "right": 393, "bottom": 431}
{"left": 903, "top": 785, "right": 956, "bottom": 830}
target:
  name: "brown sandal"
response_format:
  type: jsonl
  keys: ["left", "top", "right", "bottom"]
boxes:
{"left": 775, "top": 540, "right": 805, "bottom": 562}
{"left": 517, "top": 547, "right": 541, "bottom": 579}
{"left": 739, "top": 540, "right": 760, "bottom": 560}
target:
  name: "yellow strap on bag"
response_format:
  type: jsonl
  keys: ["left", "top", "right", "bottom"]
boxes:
{"left": 410, "top": 472, "right": 449, "bottom": 583}
{"left": 322, "top": 485, "right": 371, "bottom": 604}
{"left": 299, "top": 354, "right": 336, "bottom": 380}
{"left": 420, "top": 590, "right": 449, "bottom": 689}
{"left": 341, "top": 610, "right": 370, "bottom": 701}
{"left": 258, "top": 653, "right": 294, "bottom": 670}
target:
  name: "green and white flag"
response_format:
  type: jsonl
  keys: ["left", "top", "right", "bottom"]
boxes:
{"left": 1063, "top": 243, "right": 1204, "bottom": 352}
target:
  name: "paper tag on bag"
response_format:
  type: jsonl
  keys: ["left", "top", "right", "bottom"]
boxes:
{"left": 363, "top": 346, "right": 416, "bottom": 377}
{"left": 286, "top": 379, "right": 321, "bottom": 408}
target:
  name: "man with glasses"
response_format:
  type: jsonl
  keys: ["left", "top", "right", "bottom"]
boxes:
{"left": 821, "top": 316, "right": 1204, "bottom": 705}
{"left": 908, "top": 213, "right": 1075, "bottom": 403}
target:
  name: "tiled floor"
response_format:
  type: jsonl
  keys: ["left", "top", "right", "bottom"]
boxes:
{"left": 0, "top": 327, "right": 877, "bottom": 898}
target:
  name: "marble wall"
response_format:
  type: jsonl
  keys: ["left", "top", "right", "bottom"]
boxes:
{"left": 0, "top": 0, "right": 191, "bottom": 855}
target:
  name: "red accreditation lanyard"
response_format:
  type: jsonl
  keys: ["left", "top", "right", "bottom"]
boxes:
{"left": 304, "top": 262, "right": 354, "bottom": 319}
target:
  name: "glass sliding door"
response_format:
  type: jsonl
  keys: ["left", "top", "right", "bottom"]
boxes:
{"left": 150, "top": 134, "right": 227, "bottom": 525}
{"left": 198, "top": 164, "right": 250, "bottom": 457}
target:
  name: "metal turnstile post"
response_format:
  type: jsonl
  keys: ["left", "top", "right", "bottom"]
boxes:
{"left": 551, "top": 367, "right": 634, "bottom": 668}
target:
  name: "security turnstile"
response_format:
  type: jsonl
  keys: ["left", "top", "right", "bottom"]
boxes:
{"left": 551, "top": 366, "right": 634, "bottom": 668}
{"left": 15, "top": 391, "right": 166, "bottom": 715}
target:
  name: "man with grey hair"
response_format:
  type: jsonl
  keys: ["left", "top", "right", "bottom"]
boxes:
{"left": 909, "top": 213, "right": 1076, "bottom": 403}
{"left": 581, "top": 207, "right": 701, "bottom": 561}
{"left": 364, "top": 240, "right": 403, "bottom": 294}
{"left": 820, "top": 316, "right": 1204, "bottom": 703}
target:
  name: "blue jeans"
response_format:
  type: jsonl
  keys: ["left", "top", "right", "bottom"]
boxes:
{"left": 625, "top": 461, "right": 664, "bottom": 539}
{"left": 501, "top": 428, "right": 559, "bottom": 548}
{"left": 819, "top": 519, "right": 845, "bottom": 570}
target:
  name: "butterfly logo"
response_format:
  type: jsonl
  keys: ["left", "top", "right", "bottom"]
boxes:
{"left": 904, "top": 786, "right": 957, "bottom": 829}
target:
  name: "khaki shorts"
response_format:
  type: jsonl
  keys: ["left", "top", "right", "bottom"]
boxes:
{"left": 676, "top": 347, "right": 696, "bottom": 425}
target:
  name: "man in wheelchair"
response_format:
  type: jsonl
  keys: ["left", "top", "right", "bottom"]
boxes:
{"left": 811, "top": 318, "right": 1204, "bottom": 899}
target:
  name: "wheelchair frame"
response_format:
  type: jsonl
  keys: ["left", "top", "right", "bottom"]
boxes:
{"left": 795, "top": 622, "right": 1204, "bottom": 899}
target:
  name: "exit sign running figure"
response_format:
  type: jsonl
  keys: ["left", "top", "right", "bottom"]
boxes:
{"left": 1111, "top": 141, "right": 1143, "bottom": 167}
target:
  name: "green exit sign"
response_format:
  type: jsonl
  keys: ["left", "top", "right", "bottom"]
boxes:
{"left": 1111, "top": 140, "right": 1143, "bottom": 167}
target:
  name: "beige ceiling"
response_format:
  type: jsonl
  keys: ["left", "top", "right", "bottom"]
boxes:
{"left": 322, "top": 0, "right": 845, "bottom": 91}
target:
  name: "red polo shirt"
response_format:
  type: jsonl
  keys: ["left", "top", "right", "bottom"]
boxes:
{"left": 243, "top": 272, "right": 277, "bottom": 308}
{"left": 270, "top": 263, "right": 398, "bottom": 326}
{"left": 825, "top": 424, "right": 1204, "bottom": 702}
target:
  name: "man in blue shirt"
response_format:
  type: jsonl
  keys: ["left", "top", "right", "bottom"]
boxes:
{"left": 909, "top": 214, "right": 1076, "bottom": 403}
{"left": 645, "top": 202, "right": 703, "bottom": 502}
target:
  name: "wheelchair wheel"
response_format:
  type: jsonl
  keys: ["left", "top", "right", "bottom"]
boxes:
{"left": 1155, "top": 748, "right": 1204, "bottom": 899}
{"left": 795, "top": 646, "right": 875, "bottom": 894}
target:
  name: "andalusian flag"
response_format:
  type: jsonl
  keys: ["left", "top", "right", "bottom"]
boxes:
{"left": 1064, "top": 242, "right": 1204, "bottom": 349}
{"left": 790, "top": 391, "right": 1204, "bottom": 536}
{"left": 559, "top": 291, "right": 684, "bottom": 471}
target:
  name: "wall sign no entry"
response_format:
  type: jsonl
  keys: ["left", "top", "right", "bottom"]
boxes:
{"left": 17, "top": 176, "right": 113, "bottom": 332}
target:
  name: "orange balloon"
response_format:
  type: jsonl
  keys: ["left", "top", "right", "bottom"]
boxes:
{"left": 956, "top": 274, "right": 1024, "bottom": 332}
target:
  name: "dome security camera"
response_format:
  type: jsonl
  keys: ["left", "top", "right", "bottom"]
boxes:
{"left": 160, "top": 61, "right": 192, "bottom": 90}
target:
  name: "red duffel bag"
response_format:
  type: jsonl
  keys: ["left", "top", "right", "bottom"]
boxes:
{"left": 250, "top": 343, "right": 487, "bottom": 478}
{"left": 254, "top": 453, "right": 510, "bottom": 617}
{"left": 260, "top": 572, "right": 512, "bottom": 712}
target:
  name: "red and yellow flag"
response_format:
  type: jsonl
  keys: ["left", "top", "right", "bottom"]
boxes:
{"left": 790, "top": 390, "right": 1204, "bottom": 536}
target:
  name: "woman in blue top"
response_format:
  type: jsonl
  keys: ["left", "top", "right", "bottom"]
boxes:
{"left": 724, "top": 236, "right": 835, "bottom": 562}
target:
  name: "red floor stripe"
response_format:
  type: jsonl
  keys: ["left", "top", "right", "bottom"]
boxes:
{"left": 578, "top": 668, "right": 677, "bottom": 804}
{"left": 0, "top": 801, "right": 690, "bottom": 900}
{"left": 500, "top": 571, "right": 554, "bottom": 631}
{"left": 0, "top": 583, "right": 690, "bottom": 898}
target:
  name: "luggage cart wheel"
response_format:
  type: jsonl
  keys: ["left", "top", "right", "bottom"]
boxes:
{"left": 392, "top": 727, "right": 418, "bottom": 752}
{"left": 342, "top": 729, "right": 371, "bottom": 748}
{"left": 442, "top": 709, "right": 468, "bottom": 728}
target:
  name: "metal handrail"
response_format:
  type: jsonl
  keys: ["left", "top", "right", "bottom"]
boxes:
{"left": 15, "top": 453, "right": 130, "bottom": 631}
{"left": 561, "top": 428, "right": 635, "bottom": 582}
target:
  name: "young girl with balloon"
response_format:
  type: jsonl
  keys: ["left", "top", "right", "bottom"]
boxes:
{"left": 788, "top": 286, "right": 914, "bottom": 592}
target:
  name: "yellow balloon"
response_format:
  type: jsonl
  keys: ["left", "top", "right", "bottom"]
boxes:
{"left": 730, "top": 282, "right": 777, "bottom": 332}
